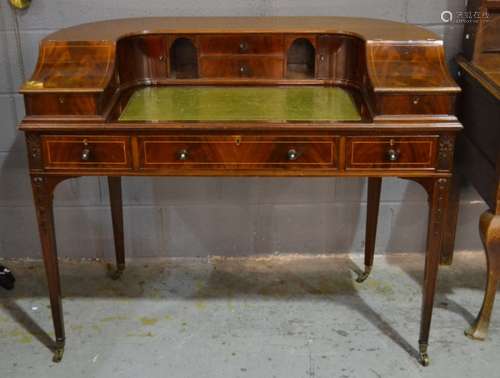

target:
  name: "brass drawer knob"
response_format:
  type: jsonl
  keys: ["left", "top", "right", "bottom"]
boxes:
{"left": 287, "top": 149, "right": 298, "bottom": 161}
{"left": 239, "top": 64, "right": 249, "bottom": 75}
{"left": 81, "top": 148, "right": 91, "bottom": 161}
{"left": 177, "top": 149, "right": 189, "bottom": 161}
{"left": 386, "top": 148, "right": 399, "bottom": 162}
{"left": 239, "top": 41, "right": 249, "bottom": 52}
{"left": 81, "top": 140, "right": 91, "bottom": 161}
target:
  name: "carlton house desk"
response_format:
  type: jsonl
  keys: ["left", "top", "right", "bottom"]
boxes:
{"left": 18, "top": 17, "right": 462, "bottom": 365}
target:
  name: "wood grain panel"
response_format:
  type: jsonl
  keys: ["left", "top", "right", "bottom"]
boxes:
{"left": 25, "top": 93, "right": 99, "bottom": 116}
{"left": 199, "top": 56, "right": 284, "bottom": 78}
{"left": 117, "top": 34, "right": 168, "bottom": 84}
{"left": 199, "top": 34, "right": 283, "bottom": 54}
{"left": 42, "top": 136, "right": 132, "bottom": 170}
{"left": 139, "top": 136, "right": 336, "bottom": 169}
{"left": 377, "top": 94, "right": 454, "bottom": 115}
{"left": 367, "top": 43, "right": 458, "bottom": 90}
{"left": 22, "top": 41, "right": 115, "bottom": 91}
{"left": 346, "top": 136, "right": 437, "bottom": 170}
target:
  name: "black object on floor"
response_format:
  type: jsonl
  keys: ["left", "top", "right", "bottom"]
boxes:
{"left": 0, "top": 265, "right": 15, "bottom": 290}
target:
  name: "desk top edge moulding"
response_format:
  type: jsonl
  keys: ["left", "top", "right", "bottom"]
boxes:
{"left": 18, "top": 17, "right": 462, "bottom": 366}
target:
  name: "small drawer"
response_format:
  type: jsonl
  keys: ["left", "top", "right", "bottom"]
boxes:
{"left": 25, "top": 93, "right": 99, "bottom": 116}
{"left": 346, "top": 136, "right": 438, "bottom": 170}
{"left": 376, "top": 94, "right": 454, "bottom": 115}
{"left": 139, "top": 136, "right": 336, "bottom": 169}
{"left": 42, "top": 136, "right": 131, "bottom": 169}
{"left": 199, "top": 34, "right": 283, "bottom": 55}
{"left": 199, "top": 56, "right": 284, "bottom": 79}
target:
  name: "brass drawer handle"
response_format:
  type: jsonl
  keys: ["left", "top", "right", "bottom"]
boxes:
{"left": 81, "top": 148, "right": 91, "bottom": 161}
{"left": 177, "top": 149, "right": 189, "bottom": 161}
{"left": 386, "top": 148, "right": 400, "bottom": 162}
{"left": 81, "top": 140, "right": 91, "bottom": 161}
{"left": 239, "top": 41, "right": 249, "bottom": 52}
{"left": 287, "top": 149, "right": 299, "bottom": 161}
{"left": 239, "top": 64, "right": 249, "bottom": 75}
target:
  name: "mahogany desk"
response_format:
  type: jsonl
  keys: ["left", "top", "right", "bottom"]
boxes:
{"left": 18, "top": 17, "right": 462, "bottom": 365}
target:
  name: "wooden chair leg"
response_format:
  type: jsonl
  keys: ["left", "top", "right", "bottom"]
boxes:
{"left": 440, "top": 173, "right": 461, "bottom": 265}
{"left": 465, "top": 211, "right": 500, "bottom": 340}
{"left": 418, "top": 177, "right": 450, "bottom": 366}
{"left": 108, "top": 177, "right": 125, "bottom": 280}
{"left": 357, "top": 177, "right": 381, "bottom": 283}
{"left": 31, "top": 175, "right": 69, "bottom": 362}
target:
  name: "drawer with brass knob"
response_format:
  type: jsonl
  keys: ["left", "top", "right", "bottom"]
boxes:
{"left": 41, "top": 136, "right": 132, "bottom": 170}
{"left": 139, "top": 136, "right": 337, "bottom": 170}
{"left": 375, "top": 94, "right": 454, "bottom": 115}
{"left": 345, "top": 136, "right": 438, "bottom": 170}
{"left": 199, "top": 34, "right": 283, "bottom": 55}
{"left": 199, "top": 56, "right": 284, "bottom": 78}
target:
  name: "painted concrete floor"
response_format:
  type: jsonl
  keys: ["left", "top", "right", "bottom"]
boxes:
{"left": 0, "top": 252, "right": 499, "bottom": 378}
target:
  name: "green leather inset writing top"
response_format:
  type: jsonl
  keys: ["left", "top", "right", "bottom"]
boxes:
{"left": 119, "top": 86, "right": 362, "bottom": 122}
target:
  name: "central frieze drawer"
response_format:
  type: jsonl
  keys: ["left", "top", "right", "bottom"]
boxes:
{"left": 199, "top": 56, "right": 284, "bottom": 78}
{"left": 199, "top": 34, "right": 283, "bottom": 55}
{"left": 139, "top": 136, "right": 337, "bottom": 169}
{"left": 346, "top": 136, "right": 438, "bottom": 170}
{"left": 42, "top": 136, "right": 131, "bottom": 169}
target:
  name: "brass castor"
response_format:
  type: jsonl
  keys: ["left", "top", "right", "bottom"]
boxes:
{"left": 52, "top": 340, "right": 65, "bottom": 363}
{"left": 355, "top": 265, "right": 372, "bottom": 283}
{"left": 419, "top": 343, "right": 430, "bottom": 366}
{"left": 107, "top": 263, "right": 125, "bottom": 280}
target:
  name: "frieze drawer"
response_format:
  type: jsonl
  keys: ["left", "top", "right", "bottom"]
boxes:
{"left": 139, "top": 136, "right": 337, "bottom": 169}
{"left": 41, "top": 136, "right": 132, "bottom": 170}
{"left": 346, "top": 136, "right": 438, "bottom": 170}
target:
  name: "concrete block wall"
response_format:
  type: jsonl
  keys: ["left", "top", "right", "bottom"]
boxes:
{"left": 0, "top": 0, "right": 487, "bottom": 259}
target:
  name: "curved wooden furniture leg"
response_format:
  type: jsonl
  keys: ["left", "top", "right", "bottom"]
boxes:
{"left": 31, "top": 175, "right": 72, "bottom": 362}
{"left": 465, "top": 211, "right": 500, "bottom": 340}
{"left": 108, "top": 177, "right": 125, "bottom": 280}
{"left": 357, "top": 177, "right": 381, "bottom": 283}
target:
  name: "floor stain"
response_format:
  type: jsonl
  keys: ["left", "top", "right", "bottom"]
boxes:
{"left": 365, "top": 279, "right": 394, "bottom": 297}
{"left": 196, "top": 301, "right": 207, "bottom": 311}
{"left": 126, "top": 331, "right": 154, "bottom": 337}
{"left": 336, "top": 330, "right": 349, "bottom": 337}
{"left": 140, "top": 317, "right": 158, "bottom": 326}
{"left": 8, "top": 329, "right": 33, "bottom": 344}
{"left": 100, "top": 315, "right": 128, "bottom": 323}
